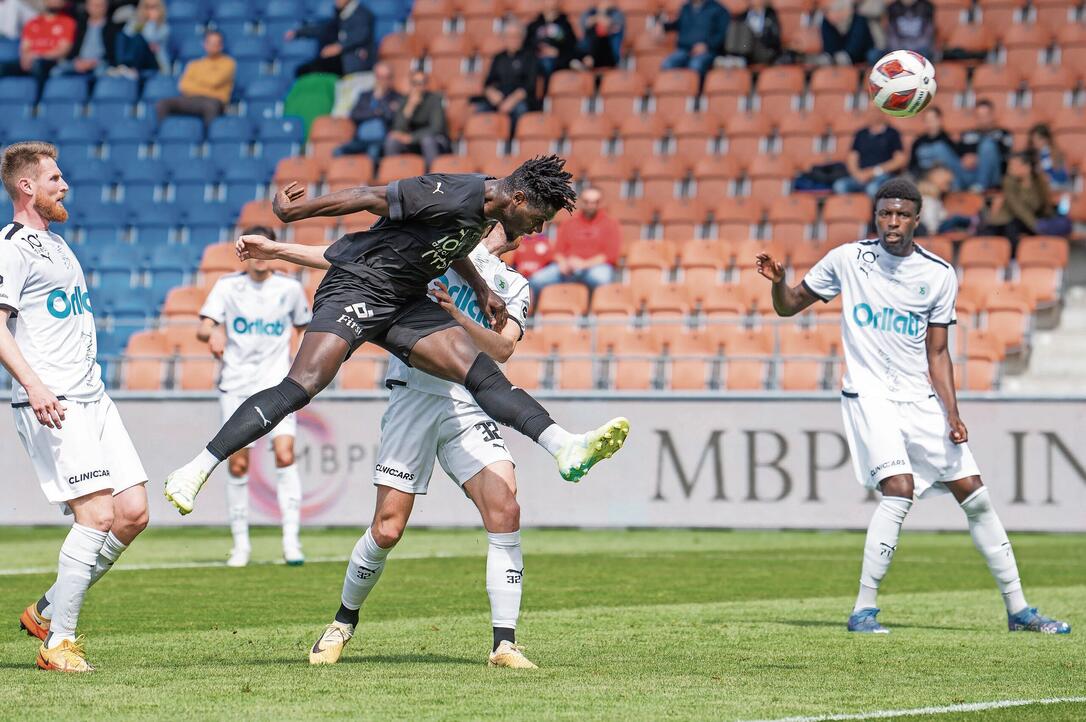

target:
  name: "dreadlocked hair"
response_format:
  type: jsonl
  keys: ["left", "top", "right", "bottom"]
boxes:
{"left": 502, "top": 154, "right": 577, "bottom": 214}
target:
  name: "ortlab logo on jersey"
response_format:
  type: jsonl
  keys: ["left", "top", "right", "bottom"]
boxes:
{"left": 435, "top": 275, "right": 486, "bottom": 326}
{"left": 46, "top": 286, "right": 92, "bottom": 319}
{"left": 232, "top": 316, "right": 285, "bottom": 336}
{"left": 851, "top": 303, "right": 924, "bottom": 337}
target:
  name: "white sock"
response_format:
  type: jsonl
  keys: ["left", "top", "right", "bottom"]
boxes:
{"left": 537, "top": 423, "right": 574, "bottom": 457}
{"left": 854, "top": 497, "right": 912, "bottom": 612}
{"left": 46, "top": 524, "right": 107, "bottom": 648}
{"left": 486, "top": 531, "right": 523, "bottom": 630}
{"left": 276, "top": 464, "right": 302, "bottom": 546}
{"left": 226, "top": 474, "right": 250, "bottom": 551}
{"left": 193, "top": 447, "right": 221, "bottom": 476}
{"left": 960, "top": 487, "right": 1028, "bottom": 614}
{"left": 341, "top": 528, "right": 391, "bottom": 611}
{"left": 40, "top": 531, "right": 128, "bottom": 621}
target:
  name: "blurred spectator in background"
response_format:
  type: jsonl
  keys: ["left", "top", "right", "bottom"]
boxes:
{"left": 524, "top": 0, "right": 580, "bottom": 79}
{"left": 1026, "top": 123, "right": 1069, "bottom": 191}
{"left": 957, "top": 99, "right": 1013, "bottom": 191}
{"left": 883, "top": 0, "right": 934, "bottom": 59}
{"left": 53, "top": 0, "right": 119, "bottom": 77}
{"left": 820, "top": 0, "right": 874, "bottom": 65}
{"left": 477, "top": 23, "right": 536, "bottom": 127}
{"left": 833, "top": 106, "right": 906, "bottom": 196}
{"left": 16, "top": 0, "right": 75, "bottom": 89}
{"left": 723, "top": 0, "right": 781, "bottom": 66}
{"left": 114, "top": 0, "right": 169, "bottom": 76}
{"left": 659, "top": 0, "right": 729, "bottom": 76}
{"left": 509, "top": 233, "right": 556, "bottom": 284}
{"left": 529, "top": 187, "right": 621, "bottom": 296}
{"left": 985, "top": 151, "right": 1070, "bottom": 247}
{"left": 0, "top": 0, "right": 37, "bottom": 42}
{"left": 289, "top": 0, "right": 374, "bottom": 78}
{"left": 578, "top": 2, "right": 624, "bottom": 70}
{"left": 383, "top": 69, "right": 449, "bottom": 172}
{"left": 335, "top": 61, "right": 402, "bottom": 162}
{"left": 156, "top": 30, "right": 235, "bottom": 126}
{"left": 917, "top": 165, "right": 974, "bottom": 236}
{"left": 908, "top": 107, "right": 961, "bottom": 183}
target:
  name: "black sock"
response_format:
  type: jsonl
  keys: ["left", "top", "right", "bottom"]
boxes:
{"left": 207, "top": 378, "right": 311, "bottom": 460}
{"left": 464, "top": 354, "right": 554, "bottom": 442}
{"left": 335, "top": 604, "right": 359, "bottom": 627}
{"left": 493, "top": 626, "right": 515, "bottom": 651}
{"left": 36, "top": 594, "right": 49, "bottom": 615}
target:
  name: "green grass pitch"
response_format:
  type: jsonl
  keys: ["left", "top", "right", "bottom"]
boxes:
{"left": 0, "top": 527, "right": 1083, "bottom": 721}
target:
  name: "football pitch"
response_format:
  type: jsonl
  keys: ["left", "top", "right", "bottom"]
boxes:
{"left": 0, "top": 527, "right": 1082, "bottom": 721}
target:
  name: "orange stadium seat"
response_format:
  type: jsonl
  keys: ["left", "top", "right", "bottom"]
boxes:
{"left": 200, "top": 242, "right": 241, "bottom": 274}
{"left": 823, "top": 194, "right": 872, "bottom": 224}
{"left": 691, "top": 154, "right": 745, "bottom": 201}
{"left": 703, "top": 67, "right": 753, "bottom": 100}
{"left": 959, "top": 236, "right": 1012, "bottom": 277}
{"left": 378, "top": 32, "right": 420, "bottom": 61}
{"left": 957, "top": 358, "right": 997, "bottom": 391}
{"left": 645, "top": 283, "right": 691, "bottom": 319}
{"left": 971, "top": 64, "right": 1024, "bottom": 100}
{"left": 712, "top": 196, "right": 763, "bottom": 240}
{"left": 326, "top": 155, "right": 374, "bottom": 186}
{"left": 650, "top": 69, "right": 699, "bottom": 117}
{"left": 308, "top": 116, "right": 356, "bottom": 165}
{"left": 463, "top": 112, "right": 511, "bottom": 141}
{"left": 657, "top": 199, "right": 707, "bottom": 241}
{"left": 590, "top": 282, "right": 638, "bottom": 318}
{"left": 746, "top": 154, "right": 794, "bottom": 203}
{"left": 664, "top": 329, "right": 717, "bottom": 390}
{"left": 515, "top": 112, "right": 563, "bottom": 143}
{"left": 236, "top": 200, "right": 280, "bottom": 231}
{"left": 273, "top": 156, "right": 323, "bottom": 189}
{"left": 611, "top": 328, "right": 662, "bottom": 390}
{"left": 544, "top": 69, "right": 592, "bottom": 117}
{"left": 984, "top": 287, "right": 1032, "bottom": 352}
{"left": 767, "top": 194, "right": 818, "bottom": 241}
{"left": 999, "top": 23, "right": 1053, "bottom": 67}
{"left": 536, "top": 282, "right": 590, "bottom": 320}
{"left": 176, "top": 358, "right": 218, "bottom": 391}
{"left": 698, "top": 284, "right": 746, "bottom": 320}
{"left": 810, "top": 65, "right": 859, "bottom": 94}
{"left": 161, "top": 286, "right": 209, "bottom": 324}
{"left": 1016, "top": 236, "right": 1068, "bottom": 305}
{"left": 961, "top": 328, "right": 1006, "bottom": 363}
{"left": 719, "top": 327, "right": 771, "bottom": 390}
{"left": 618, "top": 112, "right": 668, "bottom": 158}
{"left": 375, "top": 155, "right": 426, "bottom": 184}
{"left": 625, "top": 239, "right": 676, "bottom": 288}
{"left": 1026, "top": 64, "right": 1077, "bottom": 110}
{"left": 430, "top": 154, "right": 478, "bottom": 174}
{"left": 123, "top": 330, "right": 170, "bottom": 391}
{"left": 672, "top": 112, "right": 724, "bottom": 164}
{"left": 679, "top": 239, "right": 726, "bottom": 287}
{"left": 944, "top": 24, "right": 992, "bottom": 55}
{"left": 919, "top": 236, "right": 954, "bottom": 263}
{"left": 504, "top": 355, "right": 545, "bottom": 389}
{"left": 636, "top": 154, "right": 688, "bottom": 202}
{"left": 778, "top": 325, "right": 832, "bottom": 391}
{"left": 598, "top": 69, "right": 648, "bottom": 110}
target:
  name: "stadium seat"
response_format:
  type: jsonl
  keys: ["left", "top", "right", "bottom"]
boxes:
{"left": 536, "top": 283, "right": 589, "bottom": 320}
{"left": 161, "top": 286, "right": 209, "bottom": 324}
{"left": 719, "top": 327, "right": 772, "bottom": 390}
{"left": 662, "top": 329, "right": 717, "bottom": 390}
{"left": 1015, "top": 236, "right": 1067, "bottom": 305}
{"left": 375, "top": 154, "right": 426, "bottom": 185}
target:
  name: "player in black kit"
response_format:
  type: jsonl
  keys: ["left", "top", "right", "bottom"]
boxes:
{"left": 165, "top": 157, "right": 630, "bottom": 515}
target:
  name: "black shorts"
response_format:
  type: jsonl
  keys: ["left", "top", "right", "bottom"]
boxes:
{"left": 309, "top": 267, "right": 460, "bottom": 363}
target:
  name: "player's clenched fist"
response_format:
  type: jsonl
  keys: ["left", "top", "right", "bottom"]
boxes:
{"left": 236, "top": 234, "right": 279, "bottom": 261}
{"left": 755, "top": 252, "right": 785, "bottom": 283}
{"left": 272, "top": 181, "right": 306, "bottom": 221}
{"left": 27, "top": 384, "right": 65, "bottom": 429}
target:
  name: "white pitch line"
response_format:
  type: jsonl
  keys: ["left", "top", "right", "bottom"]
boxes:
{"left": 747, "top": 696, "right": 1086, "bottom": 722}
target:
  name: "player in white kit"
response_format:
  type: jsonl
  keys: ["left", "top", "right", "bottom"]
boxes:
{"left": 198, "top": 225, "right": 312, "bottom": 567}
{"left": 230, "top": 224, "right": 538, "bottom": 668}
{"left": 756, "top": 179, "right": 1070, "bottom": 635}
{"left": 0, "top": 142, "right": 150, "bottom": 672}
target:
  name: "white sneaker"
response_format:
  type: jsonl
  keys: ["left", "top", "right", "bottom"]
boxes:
{"left": 555, "top": 417, "right": 630, "bottom": 482}
{"left": 164, "top": 463, "right": 209, "bottom": 515}
{"left": 226, "top": 547, "right": 250, "bottom": 567}
{"left": 488, "top": 640, "right": 538, "bottom": 669}
{"left": 309, "top": 622, "right": 354, "bottom": 665}
{"left": 283, "top": 539, "right": 305, "bottom": 566}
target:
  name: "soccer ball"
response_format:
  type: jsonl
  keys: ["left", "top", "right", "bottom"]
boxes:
{"left": 868, "top": 50, "right": 937, "bottom": 118}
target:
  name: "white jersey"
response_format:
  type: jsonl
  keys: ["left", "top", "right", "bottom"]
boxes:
{"left": 803, "top": 239, "right": 957, "bottom": 401}
{"left": 385, "top": 244, "right": 531, "bottom": 403}
{"left": 199, "top": 272, "right": 312, "bottom": 396}
{"left": 0, "top": 222, "right": 103, "bottom": 404}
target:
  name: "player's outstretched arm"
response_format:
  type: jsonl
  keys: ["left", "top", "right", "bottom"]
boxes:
{"left": 926, "top": 325, "right": 967, "bottom": 444}
{"left": 755, "top": 252, "right": 820, "bottom": 317}
{"left": 272, "top": 181, "right": 390, "bottom": 223}
{"left": 0, "top": 309, "right": 66, "bottom": 428}
{"left": 236, "top": 235, "right": 332, "bottom": 270}
{"left": 432, "top": 281, "right": 519, "bottom": 362}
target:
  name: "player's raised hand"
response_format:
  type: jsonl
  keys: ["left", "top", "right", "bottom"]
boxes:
{"left": 431, "top": 280, "right": 458, "bottom": 315}
{"left": 236, "top": 234, "right": 279, "bottom": 261}
{"left": 28, "top": 384, "right": 66, "bottom": 429}
{"left": 272, "top": 181, "right": 306, "bottom": 221}
{"left": 483, "top": 290, "right": 507, "bottom": 332}
{"left": 948, "top": 415, "right": 968, "bottom": 444}
{"left": 755, "top": 252, "right": 785, "bottom": 283}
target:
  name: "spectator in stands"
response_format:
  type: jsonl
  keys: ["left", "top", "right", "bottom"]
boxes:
{"left": 528, "top": 187, "right": 621, "bottom": 297}
{"left": 477, "top": 23, "right": 537, "bottom": 128}
{"left": 958, "top": 99, "right": 1013, "bottom": 192}
{"left": 510, "top": 232, "right": 556, "bottom": 282}
{"left": 16, "top": 0, "right": 76, "bottom": 89}
{"left": 335, "top": 61, "right": 402, "bottom": 162}
{"left": 917, "top": 165, "right": 974, "bottom": 236}
{"left": 524, "top": 0, "right": 581, "bottom": 79}
{"left": 723, "top": 0, "right": 782, "bottom": 66}
{"left": 383, "top": 69, "right": 449, "bottom": 172}
{"left": 578, "top": 3, "right": 625, "bottom": 70}
{"left": 820, "top": 0, "right": 874, "bottom": 65}
{"left": 833, "top": 106, "right": 906, "bottom": 196}
{"left": 156, "top": 30, "right": 235, "bottom": 127}
{"left": 908, "top": 107, "right": 961, "bottom": 183}
{"left": 288, "top": 0, "right": 375, "bottom": 78}
{"left": 883, "top": 0, "right": 934, "bottom": 59}
{"left": 1026, "top": 123, "right": 1069, "bottom": 191}
{"left": 53, "top": 0, "right": 120, "bottom": 78}
{"left": 0, "top": 0, "right": 36, "bottom": 42}
{"left": 659, "top": 0, "right": 729, "bottom": 76}
{"left": 985, "top": 152, "right": 1070, "bottom": 247}
{"left": 113, "top": 0, "right": 169, "bottom": 76}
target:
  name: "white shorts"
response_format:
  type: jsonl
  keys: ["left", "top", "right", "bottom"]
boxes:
{"left": 220, "top": 392, "right": 296, "bottom": 448}
{"left": 373, "top": 385, "right": 515, "bottom": 495}
{"left": 841, "top": 393, "right": 981, "bottom": 499}
{"left": 13, "top": 394, "right": 148, "bottom": 506}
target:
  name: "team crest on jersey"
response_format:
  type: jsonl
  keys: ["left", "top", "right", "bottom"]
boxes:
{"left": 494, "top": 274, "right": 508, "bottom": 292}
{"left": 918, "top": 283, "right": 929, "bottom": 297}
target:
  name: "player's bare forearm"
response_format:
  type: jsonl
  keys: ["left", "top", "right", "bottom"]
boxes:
{"left": 274, "top": 243, "right": 333, "bottom": 270}
{"left": 276, "top": 185, "right": 389, "bottom": 223}
{"left": 451, "top": 258, "right": 489, "bottom": 297}
{"left": 771, "top": 280, "right": 817, "bottom": 317}
{"left": 0, "top": 316, "right": 47, "bottom": 392}
{"left": 457, "top": 314, "right": 517, "bottom": 363}
{"left": 926, "top": 329, "right": 960, "bottom": 417}
{"left": 196, "top": 318, "right": 216, "bottom": 342}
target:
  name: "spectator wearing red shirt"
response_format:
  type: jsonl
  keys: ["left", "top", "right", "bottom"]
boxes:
{"left": 19, "top": 0, "right": 75, "bottom": 90}
{"left": 509, "top": 233, "right": 556, "bottom": 280}
{"left": 529, "top": 187, "right": 620, "bottom": 296}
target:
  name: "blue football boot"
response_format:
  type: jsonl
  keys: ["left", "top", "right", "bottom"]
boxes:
{"left": 847, "top": 607, "right": 890, "bottom": 633}
{"left": 1008, "top": 607, "right": 1071, "bottom": 634}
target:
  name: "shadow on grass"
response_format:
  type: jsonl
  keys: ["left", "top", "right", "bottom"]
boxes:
{"left": 774, "top": 618, "right": 970, "bottom": 632}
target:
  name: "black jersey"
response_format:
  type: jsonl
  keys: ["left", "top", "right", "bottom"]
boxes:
{"left": 323, "top": 173, "right": 496, "bottom": 295}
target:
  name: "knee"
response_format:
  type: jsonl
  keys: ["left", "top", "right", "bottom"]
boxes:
{"left": 82, "top": 503, "right": 115, "bottom": 533}
{"left": 286, "top": 371, "right": 324, "bottom": 400}
{"left": 370, "top": 515, "right": 406, "bottom": 549}
{"left": 879, "top": 474, "right": 914, "bottom": 500}
{"left": 485, "top": 496, "right": 520, "bottom": 533}
{"left": 274, "top": 447, "right": 295, "bottom": 468}
{"left": 116, "top": 504, "right": 149, "bottom": 538}
{"left": 228, "top": 455, "right": 249, "bottom": 477}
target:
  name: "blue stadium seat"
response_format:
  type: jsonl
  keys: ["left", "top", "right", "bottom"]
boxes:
{"left": 120, "top": 159, "right": 169, "bottom": 184}
{"left": 65, "top": 158, "right": 118, "bottom": 184}
{"left": 1, "top": 116, "right": 49, "bottom": 144}
{"left": 141, "top": 75, "right": 179, "bottom": 105}
{"left": 263, "top": 0, "right": 297, "bottom": 20}
{"left": 78, "top": 215, "right": 126, "bottom": 241}
{"left": 191, "top": 201, "right": 237, "bottom": 227}
{"left": 93, "top": 76, "right": 140, "bottom": 103}
{"left": 219, "top": 156, "right": 266, "bottom": 181}
{"left": 166, "top": 0, "right": 208, "bottom": 25}
{"left": 148, "top": 243, "right": 203, "bottom": 272}
{"left": 257, "top": 116, "right": 304, "bottom": 156}
{"left": 227, "top": 36, "right": 269, "bottom": 62}
{"left": 121, "top": 182, "right": 162, "bottom": 206}
{"left": 374, "top": 18, "right": 399, "bottom": 42}
{"left": 223, "top": 181, "right": 264, "bottom": 210}
{"left": 56, "top": 142, "right": 99, "bottom": 165}
{"left": 106, "top": 141, "right": 148, "bottom": 167}
{"left": 148, "top": 269, "right": 188, "bottom": 294}
{"left": 176, "top": 35, "right": 208, "bottom": 63}
{"left": 42, "top": 75, "right": 90, "bottom": 103}
{"left": 306, "top": 0, "right": 337, "bottom": 20}
{"left": 365, "top": 0, "right": 403, "bottom": 20}
{"left": 173, "top": 181, "right": 213, "bottom": 207}
{"left": 157, "top": 141, "right": 203, "bottom": 166}
{"left": 171, "top": 158, "right": 220, "bottom": 183}
{"left": 97, "top": 328, "right": 135, "bottom": 358}
{"left": 233, "top": 60, "right": 264, "bottom": 91}
{"left": 277, "top": 38, "right": 319, "bottom": 61}
{"left": 57, "top": 120, "right": 103, "bottom": 144}
{"left": 37, "top": 101, "right": 85, "bottom": 124}
{"left": 81, "top": 225, "right": 124, "bottom": 248}
{"left": 105, "top": 118, "right": 156, "bottom": 144}
{"left": 133, "top": 222, "right": 178, "bottom": 245}
{"left": 131, "top": 202, "right": 181, "bottom": 226}
{"left": 208, "top": 116, "right": 254, "bottom": 142}
{"left": 87, "top": 101, "right": 133, "bottom": 126}
{"left": 211, "top": 0, "right": 252, "bottom": 21}
{"left": 0, "top": 77, "right": 39, "bottom": 111}
{"left": 92, "top": 243, "right": 147, "bottom": 272}
{"left": 0, "top": 37, "right": 19, "bottom": 65}
{"left": 157, "top": 115, "right": 206, "bottom": 142}
{"left": 263, "top": 19, "right": 296, "bottom": 43}
{"left": 187, "top": 222, "right": 230, "bottom": 244}
{"left": 65, "top": 181, "right": 110, "bottom": 208}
